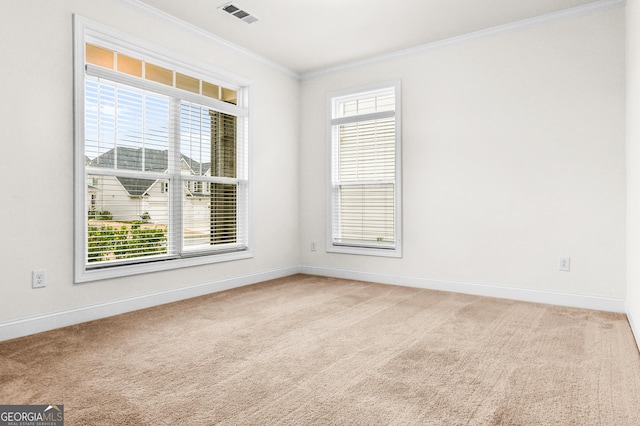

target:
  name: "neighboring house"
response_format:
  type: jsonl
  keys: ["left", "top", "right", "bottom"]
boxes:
{"left": 88, "top": 147, "right": 214, "bottom": 241}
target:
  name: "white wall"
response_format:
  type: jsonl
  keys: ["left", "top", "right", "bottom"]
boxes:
{"left": 627, "top": 0, "right": 640, "bottom": 349}
{"left": 0, "top": 1, "right": 629, "bottom": 341}
{"left": 300, "top": 8, "right": 626, "bottom": 307}
{"left": 0, "top": 0, "right": 300, "bottom": 334}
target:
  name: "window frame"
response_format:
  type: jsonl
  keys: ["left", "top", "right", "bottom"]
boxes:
{"left": 73, "top": 16, "right": 252, "bottom": 283}
{"left": 325, "top": 80, "right": 402, "bottom": 257}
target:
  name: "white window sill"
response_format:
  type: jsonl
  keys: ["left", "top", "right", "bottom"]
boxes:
{"left": 327, "top": 244, "right": 402, "bottom": 258}
{"left": 76, "top": 250, "right": 253, "bottom": 283}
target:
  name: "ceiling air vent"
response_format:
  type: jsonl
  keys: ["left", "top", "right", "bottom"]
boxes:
{"left": 221, "top": 3, "right": 259, "bottom": 24}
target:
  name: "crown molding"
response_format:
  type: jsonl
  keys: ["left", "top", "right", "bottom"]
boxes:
{"left": 300, "top": 0, "right": 626, "bottom": 80}
{"left": 118, "top": 0, "right": 624, "bottom": 81}
{"left": 118, "top": 0, "right": 299, "bottom": 79}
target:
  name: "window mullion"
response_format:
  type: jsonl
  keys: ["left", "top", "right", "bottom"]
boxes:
{"left": 169, "top": 98, "right": 183, "bottom": 256}
{"left": 113, "top": 86, "right": 119, "bottom": 168}
{"left": 331, "top": 110, "right": 395, "bottom": 126}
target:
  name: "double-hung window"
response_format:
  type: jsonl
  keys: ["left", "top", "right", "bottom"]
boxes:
{"left": 74, "top": 17, "right": 250, "bottom": 282}
{"left": 327, "top": 81, "right": 402, "bottom": 257}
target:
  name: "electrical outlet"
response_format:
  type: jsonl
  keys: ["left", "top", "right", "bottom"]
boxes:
{"left": 558, "top": 257, "right": 571, "bottom": 272}
{"left": 32, "top": 270, "right": 46, "bottom": 288}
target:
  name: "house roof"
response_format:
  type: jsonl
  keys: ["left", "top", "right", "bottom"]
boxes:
{"left": 114, "top": 177, "right": 158, "bottom": 197}
{"left": 90, "top": 147, "right": 210, "bottom": 196}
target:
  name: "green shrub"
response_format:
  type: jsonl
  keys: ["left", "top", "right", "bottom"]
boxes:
{"left": 97, "top": 210, "right": 113, "bottom": 220}
{"left": 88, "top": 210, "right": 114, "bottom": 221}
{"left": 87, "top": 224, "right": 166, "bottom": 262}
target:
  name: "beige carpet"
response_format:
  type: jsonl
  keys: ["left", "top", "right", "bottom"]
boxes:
{"left": 1, "top": 274, "right": 639, "bottom": 425}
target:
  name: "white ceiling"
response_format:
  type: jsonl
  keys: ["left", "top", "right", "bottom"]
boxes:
{"left": 136, "top": 0, "right": 609, "bottom": 75}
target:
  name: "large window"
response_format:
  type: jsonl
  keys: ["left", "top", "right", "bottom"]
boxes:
{"left": 327, "top": 81, "right": 402, "bottom": 257}
{"left": 74, "top": 17, "right": 250, "bottom": 282}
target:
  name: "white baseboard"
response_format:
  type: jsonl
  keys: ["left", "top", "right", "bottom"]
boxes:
{"left": 626, "top": 303, "right": 640, "bottom": 352}
{"left": 300, "top": 265, "right": 627, "bottom": 313}
{"left": 0, "top": 266, "right": 301, "bottom": 342}
{"left": 1, "top": 265, "right": 628, "bottom": 343}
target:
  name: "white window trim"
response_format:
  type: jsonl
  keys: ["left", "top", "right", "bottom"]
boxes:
{"left": 73, "top": 15, "right": 253, "bottom": 283}
{"left": 325, "top": 80, "right": 403, "bottom": 258}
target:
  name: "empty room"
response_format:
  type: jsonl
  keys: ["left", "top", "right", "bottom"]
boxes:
{"left": 2, "top": 0, "right": 640, "bottom": 424}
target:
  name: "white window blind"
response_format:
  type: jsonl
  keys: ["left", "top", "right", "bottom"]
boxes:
{"left": 75, "top": 17, "right": 250, "bottom": 282}
{"left": 328, "top": 82, "right": 401, "bottom": 256}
